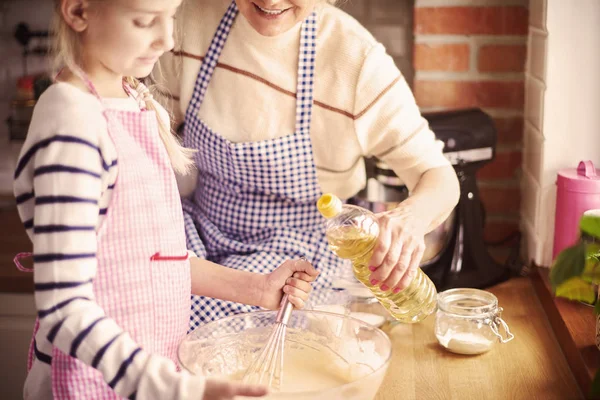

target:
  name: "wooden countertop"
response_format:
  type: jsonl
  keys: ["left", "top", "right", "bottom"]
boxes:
{"left": 531, "top": 267, "right": 599, "bottom": 397}
{"left": 0, "top": 201, "right": 594, "bottom": 398}
{"left": 375, "top": 277, "right": 583, "bottom": 400}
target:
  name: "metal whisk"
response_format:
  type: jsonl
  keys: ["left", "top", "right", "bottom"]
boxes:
{"left": 243, "top": 293, "right": 294, "bottom": 390}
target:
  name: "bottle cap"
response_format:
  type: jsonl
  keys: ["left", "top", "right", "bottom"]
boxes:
{"left": 317, "top": 193, "right": 343, "bottom": 219}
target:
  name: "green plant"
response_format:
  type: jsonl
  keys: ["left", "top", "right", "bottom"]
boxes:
{"left": 550, "top": 213, "right": 600, "bottom": 396}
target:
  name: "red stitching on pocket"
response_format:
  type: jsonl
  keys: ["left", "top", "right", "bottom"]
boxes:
{"left": 150, "top": 252, "right": 189, "bottom": 261}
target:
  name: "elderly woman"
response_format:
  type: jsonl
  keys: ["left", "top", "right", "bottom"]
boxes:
{"left": 157, "top": 0, "right": 460, "bottom": 328}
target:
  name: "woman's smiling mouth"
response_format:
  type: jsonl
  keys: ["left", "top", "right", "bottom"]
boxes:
{"left": 253, "top": 3, "right": 291, "bottom": 17}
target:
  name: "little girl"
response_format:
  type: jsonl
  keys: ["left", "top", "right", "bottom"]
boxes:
{"left": 13, "top": 0, "right": 318, "bottom": 398}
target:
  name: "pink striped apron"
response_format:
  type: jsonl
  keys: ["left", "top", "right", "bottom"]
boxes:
{"left": 19, "top": 74, "right": 191, "bottom": 398}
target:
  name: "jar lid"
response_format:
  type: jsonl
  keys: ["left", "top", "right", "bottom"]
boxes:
{"left": 557, "top": 160, "right": 600, "bottom": 193}
{"left": 437, "top": 288, "right": 498, "bottom": 316}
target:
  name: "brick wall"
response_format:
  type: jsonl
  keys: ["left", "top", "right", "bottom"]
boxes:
{"left": 521, "top": 0, "right": 547, "bottom": 265}
{"left": 413, "top": 0, "right": 528, "bottom": 248}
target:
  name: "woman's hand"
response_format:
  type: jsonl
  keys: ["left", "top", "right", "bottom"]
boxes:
{"left": 260, "top": 259, "right": 319, "bottom": 310}
{"left": 203, "top": 378, "right": 268, "bottom": 399}
{"left": 368, "top": 204, "right": 428, "bottom": 293}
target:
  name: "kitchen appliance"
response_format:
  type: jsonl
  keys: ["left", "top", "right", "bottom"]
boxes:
{"left": 553, "top": 160, "right": 600, "bottom": 259}
{"left": 351, "top": 108, "right": 516, "bottom": 291}
{"left": 353, "top": 161, "right": 456, "bottom": 267}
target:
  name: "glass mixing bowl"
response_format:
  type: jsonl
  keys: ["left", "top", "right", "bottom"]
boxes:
{"left": 178, "top": 310, "right": 392, "bottom": 400}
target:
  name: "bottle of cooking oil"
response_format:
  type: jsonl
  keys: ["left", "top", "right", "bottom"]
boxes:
{"left": 317, "top": 193, "right": 437, "bottom": 323}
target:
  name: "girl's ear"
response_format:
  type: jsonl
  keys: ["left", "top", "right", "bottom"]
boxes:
{"left": 61, "top": 0, "right": 90, "bottom": 32}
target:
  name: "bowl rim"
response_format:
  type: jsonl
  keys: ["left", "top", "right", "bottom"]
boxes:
{"left": 177, "top": 309, "right": 393, "bottom": 396}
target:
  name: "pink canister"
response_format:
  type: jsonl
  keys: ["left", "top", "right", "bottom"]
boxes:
{"left": 553, "top": 160, "right": 600, "bottom": 260}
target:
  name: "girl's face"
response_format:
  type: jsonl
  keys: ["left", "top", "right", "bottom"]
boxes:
{"left": 80, "top": 0, "right": 181, "bottom": 78}
{"left": 235, "top": 0, "right": 319, "bottom": 37}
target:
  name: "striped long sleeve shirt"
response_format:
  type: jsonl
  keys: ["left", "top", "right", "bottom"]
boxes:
{"left": 14, "top": 83, "right": 205, "bottom": 399}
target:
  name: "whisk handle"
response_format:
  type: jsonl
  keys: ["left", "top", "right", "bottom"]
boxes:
{"left": 276, "top": 294, "right": 294, "bottom": 325}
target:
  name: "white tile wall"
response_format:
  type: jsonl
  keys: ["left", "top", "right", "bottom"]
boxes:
{"left": 520, "top": 168, "right": 540, "bottom": 233}
{"left": 524, "top": 77, "right": 544, "bottom": 133}
{"left": 527, "top": 31, "right": 547, "bottom": 82}
{"left": 522, "top": 121, "right": 544, "bottom": 183}
{"left": 529, "top": 0, "right": 547, "bottom": 31}
{"left": 523, "top": 25, "right": 548, "bottom": 191}
{"left": 522, "top": 0, "right": 600, "bottom": 266}
{"left": 520, "top": 218, "right": 538, "bottom": 265}
{"left": 521, "top": 0, "right": 547, "bottom": 266}
{"left": 538, "top": 183, "right": 557, "bottom": 266}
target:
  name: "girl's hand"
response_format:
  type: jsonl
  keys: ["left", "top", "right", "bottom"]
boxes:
{"left": 203, "top": 378, "right": 267, "bottom": 399}
{"left": 368, "top": 204, "right": 428, "bottom": 294}
{"left": 260, "top": 258, "right": 319, "bottom": 310}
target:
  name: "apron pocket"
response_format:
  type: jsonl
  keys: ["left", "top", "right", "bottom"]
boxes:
{"left": 150, "top": 252, "right": 189, "bottom": 261}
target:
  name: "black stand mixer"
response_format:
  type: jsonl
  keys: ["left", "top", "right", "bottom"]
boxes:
{"left": 351, "top": 108, "right": 521, "bottom": 291}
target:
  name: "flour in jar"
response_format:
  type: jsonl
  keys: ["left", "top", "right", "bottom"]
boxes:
{"left": 438, "top": 331, "right": 494, "bottom": 355}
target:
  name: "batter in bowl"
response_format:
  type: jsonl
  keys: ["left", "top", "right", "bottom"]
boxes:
{"left": 178, "top": 312, "right": 392, "bottom": 400}
{"left": 224, "top": 336, "right": 385, "bottom": 398}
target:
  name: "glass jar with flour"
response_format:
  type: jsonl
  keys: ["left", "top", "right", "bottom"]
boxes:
{"left": 435, "top": 288, "right": 514, "bottom": 355}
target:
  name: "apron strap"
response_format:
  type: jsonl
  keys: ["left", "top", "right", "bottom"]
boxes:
{"left": 63, "top": 64, "right": 105, "bottom": 103}
{"left": 186, "top": 0, "right": 239, "bottom": 117}
{"left": 295, "top": 11, "right": 317, "bottom": 134}
{"left": 188, "top": 1, "right": 318, "bottom": 132}
{"left": 57, "top": 65, "right": 142, "bottom": 112}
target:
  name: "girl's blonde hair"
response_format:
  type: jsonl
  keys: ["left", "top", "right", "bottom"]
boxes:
{"left": 51, "top": 0, "right": 195, "bottom": 175}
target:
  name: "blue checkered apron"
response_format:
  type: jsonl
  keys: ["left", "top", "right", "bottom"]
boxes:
{"left": 182, "top": 1, "right": 348, "bottom": 330}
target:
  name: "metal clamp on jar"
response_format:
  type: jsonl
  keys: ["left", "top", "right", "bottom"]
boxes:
{"left": 434, "top": 288, "right": 514, "bottom": 355}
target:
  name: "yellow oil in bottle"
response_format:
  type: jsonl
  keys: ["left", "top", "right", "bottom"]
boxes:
{"left": 318, "top": 194, "right": 437, "bottom": 323}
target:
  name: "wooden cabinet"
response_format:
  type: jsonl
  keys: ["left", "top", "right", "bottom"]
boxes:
{"left": 0, "top": 293, "right": 35, "bottom": 399}
{"left": 0, "top": 200, "right": 33, "bottom": 293}
{"left": 0, "top": 200, "right": 34, "bottom": 397}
